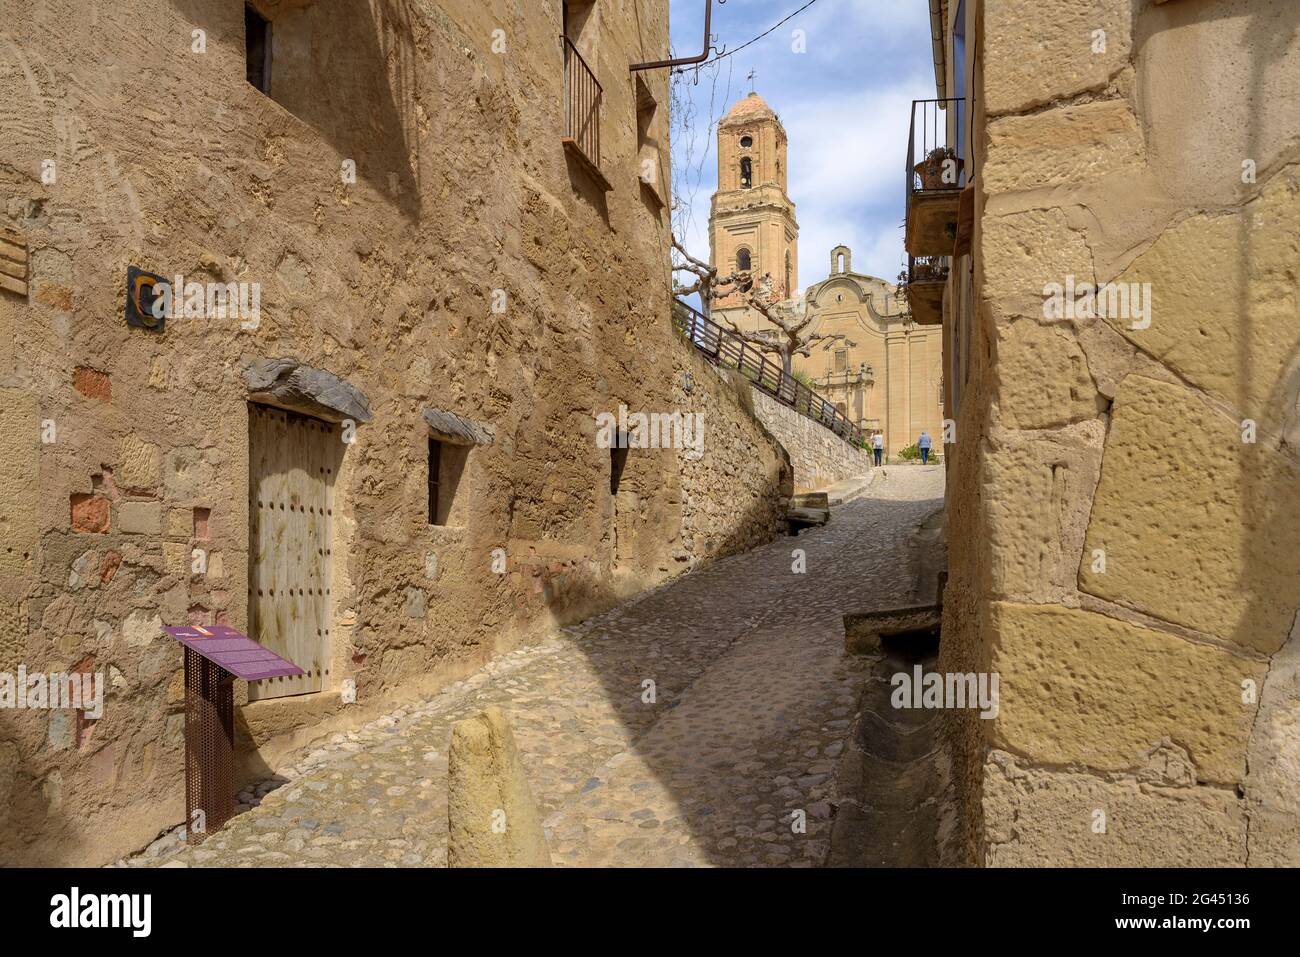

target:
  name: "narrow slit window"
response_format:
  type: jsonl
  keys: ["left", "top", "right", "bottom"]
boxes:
{"left": 245, "top": 5, "right": 271, "bottom": 94}
{"left": 427, "top": 438, "right": 442, "bottom": 525}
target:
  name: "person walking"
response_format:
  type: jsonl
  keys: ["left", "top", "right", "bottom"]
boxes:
{"left": 872, "top": 430, "right": 884, "bottom": 467}
{"left": 918, "top": 430, "right": 933, "bottom": 465}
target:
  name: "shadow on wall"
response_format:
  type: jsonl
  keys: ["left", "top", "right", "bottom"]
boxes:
{"left": 1233, "top": 1, "right": 1300, "bottom": 863}
{"left": 172, "top": 0, "right": 426, "bottom": 221}
{"left": 0, "top": 710, "right": 90, "bottom": 866}
{"left": 565, "top": 152, "right": 612, "bottom": 225}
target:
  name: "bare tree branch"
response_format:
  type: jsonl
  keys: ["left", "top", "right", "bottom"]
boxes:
{"left": 671, "top": 233, "right": 748, "bottom": 318}
{"left": 717, "top": 313, "right": 779, "bottom": 348}
{"left": 673, "top": 238, "right": 859, "bottom": 378}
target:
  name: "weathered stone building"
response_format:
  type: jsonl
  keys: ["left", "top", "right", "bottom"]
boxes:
{"left": 924, "top": 0, "right": 1300, "bottom": 865}
{"left": 0, "top": 0, "right": 798, "bottom": 866}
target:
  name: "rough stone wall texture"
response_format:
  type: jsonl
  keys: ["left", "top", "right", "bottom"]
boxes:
{"left": 0, "top": 0, "right": 787, "bottom": 866}
{"left": 671, "top": 350, "right": 792, "bottom": 570}
{"left": 747, "top": 385, "right": 875, "bottom": 491}
{"left": 939, "top": 0, "right": 1300, "bottom": 866}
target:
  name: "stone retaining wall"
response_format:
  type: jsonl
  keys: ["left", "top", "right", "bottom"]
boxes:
{"left": 747, "top": 386, "right": 875, "bottom": 490}
{"left": 670, "top": 352, "right": 792, "bottom": 571}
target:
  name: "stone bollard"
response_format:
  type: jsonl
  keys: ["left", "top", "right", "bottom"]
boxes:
{"left": 447, "top": 706, "right": 552, "bottom": 867}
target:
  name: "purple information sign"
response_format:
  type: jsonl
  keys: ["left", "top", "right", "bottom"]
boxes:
{"left": 162, "top": 625, "right": 305, "bottom": 682}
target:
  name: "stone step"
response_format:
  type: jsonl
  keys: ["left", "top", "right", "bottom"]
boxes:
{"left": 785, "top": 505, "right": 830, "bottom": 534}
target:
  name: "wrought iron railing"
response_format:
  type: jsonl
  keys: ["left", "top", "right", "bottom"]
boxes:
{"left": 563, "top": 36, "right": 602, "bottom": 169}
{"left": 906, "top": 97, "right": 970, "bottom": 197}
{"left": 907, "top": 254, "right": 951, "bottom": 285}
{"left": 672, "top": 300, "right": 866, "bottom": 447}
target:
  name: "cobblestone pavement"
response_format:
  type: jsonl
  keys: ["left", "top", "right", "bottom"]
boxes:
{"left": 128, "top": 466, "right": 944, "bottom": 868}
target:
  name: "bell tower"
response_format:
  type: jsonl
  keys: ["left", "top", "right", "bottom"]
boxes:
{"left": 709, "top": 91, "right": 799, "bottom": 315}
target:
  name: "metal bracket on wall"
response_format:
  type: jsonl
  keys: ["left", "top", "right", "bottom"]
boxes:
{"left": 630, "top": 0, "right": 722, "bottom": 72}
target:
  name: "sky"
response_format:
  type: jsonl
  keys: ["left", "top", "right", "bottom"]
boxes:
{"left": 668, "top": 0, "right": 935, "bottom": 291}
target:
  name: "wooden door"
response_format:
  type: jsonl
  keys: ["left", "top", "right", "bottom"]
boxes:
{"left": 248, "top": 404, "right": 338, "bottom": 699}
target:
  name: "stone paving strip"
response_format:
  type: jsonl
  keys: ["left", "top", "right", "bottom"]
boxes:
{"left": 121, "top": 466, "right": 945, "bottom": 868}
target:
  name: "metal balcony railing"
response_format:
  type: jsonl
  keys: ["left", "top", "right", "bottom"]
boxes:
{"left": 906, "top": 97, "right": 970, "bottom": 197}
{"left": 563, "top": 36, "right": 602, "bottom": 170}
{"left": 907, "top": 254, "right": 951, "bottom": 286}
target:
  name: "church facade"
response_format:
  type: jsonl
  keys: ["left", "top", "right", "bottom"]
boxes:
{"left": 710, "top": 92, "right": 943, "bottom": 458}
{"left": 799, "top": 247, "right": 944, "bottom": 458}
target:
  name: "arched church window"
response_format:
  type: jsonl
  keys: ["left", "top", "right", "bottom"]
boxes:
{"left": 740, "top": 135, "right": 753, "bottom": 148}
{"left": 740, "top": 157, "right": 752, "bottom": 188}
{"left": 736, "top": 248, "right": 752, "bottom": 272}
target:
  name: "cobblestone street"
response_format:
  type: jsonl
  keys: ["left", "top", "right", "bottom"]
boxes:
{"left": 132, "top": 467, "right": 944, "bottom": 868}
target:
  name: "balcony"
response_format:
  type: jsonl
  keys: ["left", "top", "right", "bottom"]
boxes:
{"left": 903, "top": 255, "right": 949, "bottom": 325}
{"left": 905, "top": 97, "right": 968, "bottom": 257}
{"left": 814, "top": 367, "right": 875, "bottom": 390}
{"left": 562, "top": 36, "right": 611, "bottom": 192}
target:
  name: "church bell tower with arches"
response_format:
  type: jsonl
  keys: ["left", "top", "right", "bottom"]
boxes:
{"left": 709, "top": 91, "right": 800, "bottom": 318}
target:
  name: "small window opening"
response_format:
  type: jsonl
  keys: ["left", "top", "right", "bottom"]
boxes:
{"left": 428, "top": 438, "right": 469, "bottom": 526}
{"left": 740, "top": 135, "right": 753, "bottom": 148}
{"left": 245, "top": 5, "right": 271, "bottom": 94}
{"left": 740, "top": 156, "right": 753, "bottom": 188}
{"left": 736, "top": 248, "right": 752, "bottom": 272}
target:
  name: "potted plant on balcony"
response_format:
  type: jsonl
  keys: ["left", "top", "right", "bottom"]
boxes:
{"left": 910, "top": 257, "right": 949, "bottom": 283}
{"left": 914, "top": 145, "right": 963, "bottom": 190}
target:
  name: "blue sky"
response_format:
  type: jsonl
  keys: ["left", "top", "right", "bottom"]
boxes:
{"left": 669, "top": 0, "right": 935, "bottom": 289}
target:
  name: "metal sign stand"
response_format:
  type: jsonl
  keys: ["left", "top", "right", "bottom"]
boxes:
{"left": 164, "top": 624, "right": 305, "bottom": 846}
{"left": 184, "top": 647, "right": 235, "bottom": 845}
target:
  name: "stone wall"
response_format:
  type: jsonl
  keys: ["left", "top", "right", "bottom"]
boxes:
{"left": 938, "top": 0, "right": 1300, "bottom": 866}
{"left": 0, "top": 0, "right": 787, "bottom": 866}
{"left": 747, "top": 386, "right": 875, "bottom": 490}
{"left": 672, "top": 353, "right": 792, "bottom": 569}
